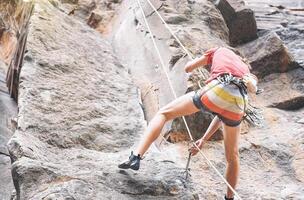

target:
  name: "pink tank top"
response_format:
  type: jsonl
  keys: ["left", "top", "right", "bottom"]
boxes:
{"left": 204, "top": 47, "right": 250, "bottom": 83}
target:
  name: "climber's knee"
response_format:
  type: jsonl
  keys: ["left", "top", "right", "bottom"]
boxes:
{"left": 225, "top": 150, "right": 239, "bottom": 166}
{"left": 157, "top": 106, "right": 175, "bottom": 122}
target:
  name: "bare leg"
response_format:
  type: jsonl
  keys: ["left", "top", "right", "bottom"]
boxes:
{"left": 223, "top": 124, "right": 241, "bottom": 198}
{"left": 135, "top": 92, "right": 199, "bottom": 156}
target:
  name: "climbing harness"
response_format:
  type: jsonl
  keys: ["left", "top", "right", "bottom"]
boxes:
{"left": 135, "top": 0, "right": 243, "bottom": 199}
{"left": 244, "top": 103, "right": 264, "bottom": 127}
{"left": 216, "top": 73, "right": 264, "bottom": 127}
{"left": 217, "top": 73, "right": 248, "bottom": 112}
{"left": 218, "top": 74, "right": 264, "bottom": 127}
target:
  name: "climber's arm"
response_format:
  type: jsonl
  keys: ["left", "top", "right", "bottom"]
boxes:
{"left": 184, "top": 55, "right": 208, "bottom": 73}
{"left": 201, "top": 116, "right": 222, "bottom": 141}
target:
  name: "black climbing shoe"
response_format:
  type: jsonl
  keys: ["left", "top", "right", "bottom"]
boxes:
{"left": 224, "top": 195, "right": 234, "bottom": 200}
{"left": 118, "top": 151, "right": 141, "bottom": 170}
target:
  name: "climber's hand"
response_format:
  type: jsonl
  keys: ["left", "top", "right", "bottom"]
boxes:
{"left": 243, "top": 74, "right": 258, "bottom": 93}
{"left": 189, "top": 138, "right": 206, "bottom": 156}
{"left": 184, "top": 60, "right": 195, "bottom": 73}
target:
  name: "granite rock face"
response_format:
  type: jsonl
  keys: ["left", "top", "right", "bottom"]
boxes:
{"left": 6, "top": 1, "right": 197, "bottom": 199}
{"left": 57, "top": 0, "right": 122, "bottom": 34}
{"left": 0, "top": 74, "right": 17, "bottom": 200}
{"left": 1, "top": 0, "right": 303, "bottom": 199}
{"left": 0, "top": 1, "right": 26, "bottom": 199}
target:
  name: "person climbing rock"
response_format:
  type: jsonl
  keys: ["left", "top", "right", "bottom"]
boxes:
{"left": 118, "top": 47, "right": 258, "bottom": 199}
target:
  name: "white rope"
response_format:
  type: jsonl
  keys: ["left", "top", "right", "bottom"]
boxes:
{"left": 145, "top": 0, "right": 209, "bottom": 81}
{"left": 135, "top": 0, "right": 194, "bottom": 142}
{"left": 146, "top": 1, "right": 194, "bottom": 60}
{"left": 135, "top": 0, "right": 243, "bottom": 199}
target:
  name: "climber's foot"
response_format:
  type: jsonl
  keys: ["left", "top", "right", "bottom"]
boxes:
{"left": 224, "top": 195, "right": 234, "bottom": 200}
{"left": 118, "top": 151, "right": 141, "bottom": 171}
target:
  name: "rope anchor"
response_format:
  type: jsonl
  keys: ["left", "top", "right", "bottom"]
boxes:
{"left": 184, "top": 152, "right": 192, "bottom": 180}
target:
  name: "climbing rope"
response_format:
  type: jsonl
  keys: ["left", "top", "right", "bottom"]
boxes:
{"left": 144, "top": 0, "right": 209, "bottom": 82}
{"left": 135, "top": 0, "right": 243, "bottom": 199}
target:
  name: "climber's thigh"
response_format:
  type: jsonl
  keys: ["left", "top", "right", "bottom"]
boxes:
{"left": 157, "top": 92, "right": 199, "bottom": 121}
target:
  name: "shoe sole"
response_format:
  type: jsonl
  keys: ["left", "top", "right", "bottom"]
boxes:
{"left": 130, "top": 165, "right": 139, "bottom": 170}
{"left": 118, "top": 164, "right": 139, "bottom": 170}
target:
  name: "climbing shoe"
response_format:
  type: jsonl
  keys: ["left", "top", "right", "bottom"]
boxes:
{"left": 118, "top": 151, "right": 141, "bottom": 170}
{"left": 224, "top": 195, "right": 234, "bottom": 200}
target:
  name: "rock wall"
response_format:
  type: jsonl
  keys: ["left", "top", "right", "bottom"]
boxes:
{"left": 55, "top": 0, "right": 122, "bottom": 35}
{"left": 6, "top": 1, "right": 205, "bottom": 200}
{"left": 0, "top": 71, "right": 17, "bottom": 200}
{"left": 1, "top": 0, "right": 304, "bottom": 199}
{"left": 0, "top": 0, "right": 28, "bottom": 199}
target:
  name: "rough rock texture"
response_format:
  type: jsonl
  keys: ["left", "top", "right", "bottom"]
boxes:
{"left": 6, "top": 1, "right": 201, "bottom": 199}
{"left": 216, "top": 0, "right": 257, "bottom": 45}
{"left": 56, "top": 0, "right": 122, "bottom": 34}
{"left": 0, "top": 1, "right": 26, "bottom": 199}
{"left": 111, "top": 0, "right": 228, "bottom": 142}
{"left": 245, "top": 0, "right": 304, "bottom": 67}
{"left": 238, "top": 31, "right": 299, "bottom": 78}
{"left": 0, "top": 69, "right": 17, "bottom": 200}
{"left": 2, "top": 0, "right": 304, "bottom": 199}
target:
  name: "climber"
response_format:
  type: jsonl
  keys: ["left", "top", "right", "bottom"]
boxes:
{"left": 118, "top": 47, "right": 258, "bottom": 200}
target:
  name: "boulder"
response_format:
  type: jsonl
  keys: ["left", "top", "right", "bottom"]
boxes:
{"left": 238, "top": 31, "right": 299, "bottom": 78}
{"left": 245, "top": 0, "right": 304, "bottom": 67}
{"left": 255, "top": 68, "right": 304, "bottom": 110}
{"left": 216, "top": 0, "right": 257, "bottom": 45}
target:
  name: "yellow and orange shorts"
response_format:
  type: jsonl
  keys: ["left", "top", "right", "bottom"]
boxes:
{"left": 192, "top": 79, "right": 248, "bottom": 127}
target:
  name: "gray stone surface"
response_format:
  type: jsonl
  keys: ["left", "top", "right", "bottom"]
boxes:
{"left": 0, "top": 51, "right": 17, "bottom": 200}
{"left": 2, "top": 0, "right": 304, "bottom": 199}
{"left": 58, "top": 0, "right": 122, "bottom": 34}
{"left": 7, "top": 1, "right": 197, "bottom": 199}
